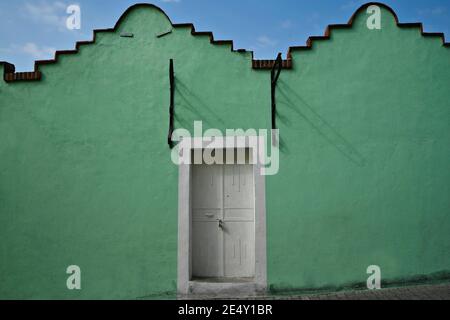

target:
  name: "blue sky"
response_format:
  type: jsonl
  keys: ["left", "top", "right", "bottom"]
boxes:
{"left": 0, "top": 0, "right": 449, "bottom": 71}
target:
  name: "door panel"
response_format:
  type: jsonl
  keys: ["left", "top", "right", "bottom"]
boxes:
{"left": 192, "top": 164, "right": 223, "bottom": 278}
{"left": 192, "top": 164, "right": 222, "bottom": 209}
{"left": 224, "top": 165, "right": 254, "bottom": 209}
{"left": 223, "top": 221, "right": 255, "bottom": 278}
{"left": 192, "top": 209, "right": 221, "bottom": 222}
{"left": 192, "top": 221, "right": 221, "bottom": 278}
{"left": 192, "top": 160, "right": 255, "bottom": 280}
{"left": 223, "top": 209, "right": 254, "bottom": 222}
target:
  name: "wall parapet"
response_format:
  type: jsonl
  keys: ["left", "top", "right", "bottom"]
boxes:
{"left": 1, "top": 2, "right": 448, "bottom": 83}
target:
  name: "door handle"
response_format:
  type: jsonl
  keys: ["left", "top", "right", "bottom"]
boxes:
{"left": 217, "top": 219, "right": 224, "bottom": 230}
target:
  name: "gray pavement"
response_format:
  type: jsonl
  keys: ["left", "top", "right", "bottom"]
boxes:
{"left": 268, "top": 283, "right": 450, "bottom": 300}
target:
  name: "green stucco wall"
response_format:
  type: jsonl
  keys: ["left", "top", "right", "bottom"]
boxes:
{"left": 268, "top": 7, "right": 450, "bottom": 292}
{"left": 0, "top": 3, "right": 449, "bottom": 299}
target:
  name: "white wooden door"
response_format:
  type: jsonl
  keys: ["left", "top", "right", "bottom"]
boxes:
{"left": 192, "top": 162, "right": 255, "bottom": 279}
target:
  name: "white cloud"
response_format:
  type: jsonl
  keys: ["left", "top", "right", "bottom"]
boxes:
{"left": 23, "top": 1, "right": 68, "bottom": 31}
{"left": 0, "top": 43, "right": 56, "bottom": 64}
{"left": 20, "top": 42, "right": 56, "bottom": 60}
{"left": 281, "top": 20, "right": 293, "bottom": 29}
{"left": 0, "top": 46, "right": 13, "bottom": 54}
{"left": 307, "top": 12, "right": 321, "bottom": 23}
{"left": 340, "top": 1, "right": 364, "bottom": 11}
{"left": 256, "top": 35, "right": 277, "bottom": 48}
{"left": 418, "top": 6, "right": 447, "bottom": 16}
{"left": 0, "top": 42, "right": 55, "bottom": 61}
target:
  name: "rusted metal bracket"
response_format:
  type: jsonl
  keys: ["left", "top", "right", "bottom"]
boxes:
{"left": 271, "top": 53, "right": 283, "bottom": 130}
{"left": 168, "top": 59, "right": 175, "bottom": 149}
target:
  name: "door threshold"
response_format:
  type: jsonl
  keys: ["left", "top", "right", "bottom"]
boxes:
{"left": 184, "top": 279, "right": 265, "bottom": 298}
{"left": 191, "top": 277, "right": 254, "bottom": 284}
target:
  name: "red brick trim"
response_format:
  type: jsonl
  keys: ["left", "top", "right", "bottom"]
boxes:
{"left": 252, "top": 59, "right": 292, "bottom": 70}
{"left": 4, "top": 71, "right": 41, "bottom": 82}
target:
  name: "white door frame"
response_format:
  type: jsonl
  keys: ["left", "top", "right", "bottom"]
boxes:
{"left": 177, "top": 136, "right": 267, "bottom": 296}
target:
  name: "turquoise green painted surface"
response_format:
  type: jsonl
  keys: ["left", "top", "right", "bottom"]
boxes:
{"left": 0, "top": 4, "right": 449, "bottom": 299}
{"left": 268, "top": 7, "right": 450, "bottom": 291}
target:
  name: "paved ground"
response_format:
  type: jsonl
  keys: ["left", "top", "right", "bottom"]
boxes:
{"left": 268, "top": 283, "right": 450, "bottom": 300}
{"left": 183, "top": 282, "right": 450, "bottom": 300}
